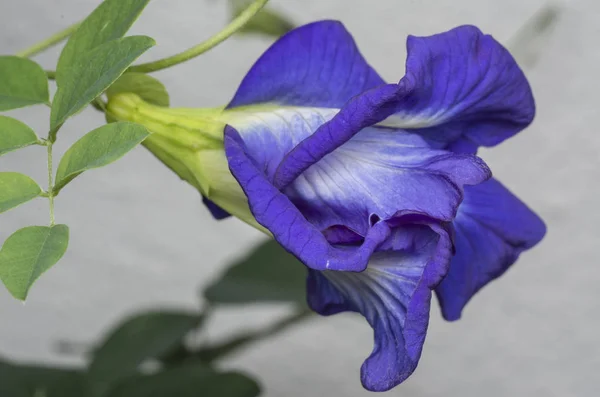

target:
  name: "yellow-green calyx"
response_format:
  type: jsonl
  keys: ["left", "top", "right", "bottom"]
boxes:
{"left": 106, "top": 93, "right": 263, "bottom": 231}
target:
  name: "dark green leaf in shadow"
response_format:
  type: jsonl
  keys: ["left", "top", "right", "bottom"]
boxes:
{"left": 0, "top": 358, "right": 84, "bottom": 397}
{"left": 106, "top": 362, "right": 260, "bottom": 397}
{"left": 0, "top": 116, "right": 39, "bottom": 156}
{"left": 507, "top": 3, "right": 562, "bottom": 70}
{"left": 0, "top": 56, "right": 49, "bottom": 111}
{"left": 0, "top": 225, "right": 69, "bottom": 301}
{"left": 54, "top": 122, "right": 149, "bottom": 194}
{"left": 86, "top": 310, "right": 203, "bottom": 396}
{"left": 204, "top": 239, "right": 307, "bottom": 305}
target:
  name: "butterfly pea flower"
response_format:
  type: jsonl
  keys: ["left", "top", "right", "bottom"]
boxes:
{"left": 107, "top": 21, "right": 545, "bottom": 390}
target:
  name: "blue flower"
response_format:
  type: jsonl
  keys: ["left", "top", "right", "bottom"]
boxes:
{"left": 106, "top": 20, "right": 545, "bottom": 391}
{"left": 221, "top": 21, "right": 544, "bottom": 390}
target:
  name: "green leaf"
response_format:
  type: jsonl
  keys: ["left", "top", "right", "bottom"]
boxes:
{"left": 54, "top": 122, "right": 149, "bottom": 193}
{"left": 87, "top": 311, "right": 203, "bottom": 397}
{"left": 0, "top": 116, "right": 39, "bottom": 156}
{"left": 231, "top": 0, "right": 295, "bottom": 37}
{"left": 0, "top": 172, "right": 42, "bottom": 214}
{"left": 0, "top": 56, "right": 49, "bottom": 111}
{"left": 0, "top": 358, "right": 84, "bottom": 397}
{"left": 196, "top": 308, "right": 312, "bottom": 363}
{"left": 204, "top": 239, "right": 307, "bottom": 305}
{"left": 0, "top": 225, "right": 69, "bottom": 300}
{"left": 56, "top": 0, "right": 151, "bottom": 83}
{"left": 51, "top": 36, "right": 155, "bottom": 131}
{"left": 107, "top": 72, "right": 169, "bottom": 107}
{"left": 106, "top": 362, "right": 260, "bottom": 397}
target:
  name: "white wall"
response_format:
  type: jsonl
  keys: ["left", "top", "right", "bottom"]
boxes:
{"left": 1, "top": 0, "right": 598, "bottom": 396}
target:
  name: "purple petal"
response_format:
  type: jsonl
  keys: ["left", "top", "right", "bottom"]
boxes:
{"left": 227, "top": 20, "right": 385, "bottom": 109}
{"left": 225, "top": 107, "right": 339, "bottom": 181}
{"left": 285, "top": 126, "right": 490, "bottom": 235}
{"left": 272, "top": 83, "right": 405, "bottom": 189}
{"left": 225, "top": 125, "right": 391, "bottom": 271}
{"left": 272, "top": 25, "right": 533, "bottom": 187}
{"left": 224, "top": 99, "right": 490, "bottom": 238}
{"left": 383, "top": 25, "right": 535, "bottom": 149}
{"left": 435, "top": 178, "right": 546, "bottom": 320}
{"left": 202, "top": 196, "right": 231, "bottom": 220}
{"left": 307, "top": 223, "right": 452, "bottom": 391}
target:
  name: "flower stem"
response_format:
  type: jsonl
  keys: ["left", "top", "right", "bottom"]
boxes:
{"left": 47, "top": 142, "right": 55, "bottom": 226}
{"left": 16, "top": 22, "right": 80, "bottom": 58}
{"left": 128, "top": 0, "right": 269, "bottom": 74}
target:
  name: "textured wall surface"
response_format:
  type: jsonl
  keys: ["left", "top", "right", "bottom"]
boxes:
{"left": 1, "top": 0, "right": 598, "bottom": 396}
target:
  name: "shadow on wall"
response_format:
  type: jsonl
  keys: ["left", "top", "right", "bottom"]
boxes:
{"left": 1, "top": 239, "right": 309, "bottom": 397}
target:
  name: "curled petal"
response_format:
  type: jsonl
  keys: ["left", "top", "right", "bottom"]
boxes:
{"left": 273, "top": 25, "right": 533, "bottom": 186}
{"left": 225, "top": 125, "right": 391, "bottom": 271}
{"left": 224, "top": 106, "right": 339, "bottom": 181}
{"left": 307, "top": 223, "right": 452, "bottom": 391}
{"left": 436, "top": 178, "right": 546, "bottom": 320}
{"left": 227, "top": 20, "right": 385, "bottom": 109}
{"left": 381, "top": 25, "right": 535, "bottom": 149}
{"left": 286, "top": 126, "right": 490, "bottom": 235}
{"left": 225, "top": 93, "right": 490, "bottom": 237}
{"left": 272, "top": 83, "right": 406, "bottom": 189}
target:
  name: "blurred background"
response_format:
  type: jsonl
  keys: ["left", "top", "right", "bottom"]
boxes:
{"left": 1, "top": 0, "right": 598, "bottom": 395}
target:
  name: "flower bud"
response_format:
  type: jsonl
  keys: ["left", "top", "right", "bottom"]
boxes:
{"left": 106, "top": 93, "right": 264, "bottom": 231}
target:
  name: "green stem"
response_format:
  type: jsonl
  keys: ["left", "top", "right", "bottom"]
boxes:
{"left": 91, "top": 97, "right": 107, "bottom": 112}
{"left": 47, "top": 142, "right": 55, "bottom": 226}
{"left": 128, "top": 0, "right": 269, "bottom": 73}
{"left": 41, "top": 0, "right": 268, "bottom": 77}
{"left": 16, "top": 22, "right": 80, "bottom": 58}
{"left": 194, "top": 307, "right": 313, "bottom": 363}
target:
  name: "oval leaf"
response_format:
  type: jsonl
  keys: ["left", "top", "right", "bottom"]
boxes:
{"left": 57, "top": 0, "right": 151, "bottom": 83}
{"left": 51, "top": 36, "right": 155, "bottom": 131}
{"left": 0, "top": 116, "right": 39, "bottom": 156}
{"left": 204, "top": 239, "right": 307, "bottom": 305}
{"left": 107, "top": 73, "right": 169, "bottom": 107}
{"left": 0, "top": 225, "right": 69, "bottom": 300}
{"left": 0, "top": 172, "right": 42, "bottom": 214}
{"left": 87, "top": 311, "right": 203, "bottom": 397}
{"left": 106, "top": 362, "right": 260, "bottom": 397}
{"left": 0, "top": 56, "right": 49, "bottom": 111}
{"left": 54, "top": 122, "right": 149, "bottom": 193}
